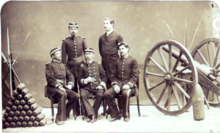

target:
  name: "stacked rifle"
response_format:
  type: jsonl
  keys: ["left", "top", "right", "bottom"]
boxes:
{"left": 3, "top": 83, "right": 46, "bottom": 128}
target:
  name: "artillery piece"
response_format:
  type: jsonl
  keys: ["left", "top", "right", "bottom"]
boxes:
{"left": 143, "top": 39, "right": 220, "bottom": 116}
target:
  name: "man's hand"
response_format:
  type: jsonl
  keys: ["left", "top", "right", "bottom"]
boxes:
{"left": 96, "top": 85, "right": 103, "bottom": 89}
{"left": 85, "top": 76, "right": 96, "bottom": 83}
{"left": 122, "top": 84, "right": 130, "bottom": 90}
{"left": 113, "top": 85, "right": 120, "bottom": 94}
{"left": 59, "top": 87, "right": 66, "bottom": 92}
{"left": 65, "top": 85, "right": 72, "bottom": 90}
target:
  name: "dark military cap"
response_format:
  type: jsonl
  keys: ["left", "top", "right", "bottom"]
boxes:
{"left": 118, "top": 42, "right": 129, "bottom": 49}
{"left": 68, "top": 22, "right": 78, "bottom": 28}
{"left": 50, "top": 47, "right": 61, "bottom": 56}
{"left": 84, "top": 48, "right": 94, "bottom": 53}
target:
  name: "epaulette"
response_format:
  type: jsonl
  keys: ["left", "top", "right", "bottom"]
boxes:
{"left": 45, "top": 62, "right": 51, "bottom": 65}
{"left": 79, "top": 36, "right": 86, "bottom": 39}
{"left": 62, "top": 36, "right": 69, "bottom": 41}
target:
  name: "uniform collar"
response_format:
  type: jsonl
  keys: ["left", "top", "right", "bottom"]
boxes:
{"left": 121, "top": 54, "right": 129, "bottom": 59}
{"left": 52, "top": 59, "right": 61, "bottom": 63}
{"left": 106, "top": 29, "right": 114, "bottom": 36}
{"left": 70, "top": 34, "right": 77, "bottom": 39}
{"left": 86, "top": 59, "right": 93, "bottom": 64}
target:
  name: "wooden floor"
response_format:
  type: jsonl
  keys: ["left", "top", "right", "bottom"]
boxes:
{"left": 2, "top": 105, "right": 220, "bottom": 132}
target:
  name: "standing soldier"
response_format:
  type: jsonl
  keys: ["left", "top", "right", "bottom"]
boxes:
{"left": 104, "top": 43, "right": 139, "bottom": 122}
{"left": 62, "top": 22, "right": 87, "bottom": 117}
{"left": 78, "top": 48, "right": 107, "bottom": 123}
{"left": 45, "top": 47, "right": 80, "bottom": 125}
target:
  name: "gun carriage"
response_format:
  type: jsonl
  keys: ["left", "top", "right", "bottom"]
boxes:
{"left": 143, "top": 38, "right": 220, "bottom": 115}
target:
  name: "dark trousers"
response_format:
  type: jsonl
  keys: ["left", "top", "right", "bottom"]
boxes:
{"left": 80, "top": 89, "right": 104, "bottom": 118}
{"left": 67, "top": 61, "right": 82, "bottom": 116}
{"left": 104, "top": 87, "right": 135, "bottom": 118}
{"left": 52, "top": 89, "right": 79, "bottom": 121}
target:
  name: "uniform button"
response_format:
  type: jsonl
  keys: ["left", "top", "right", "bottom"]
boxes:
{"left": 75, "top": 56, "right": 77, "bottom": 57}
{"left": 91, "top": 83, "right": 93, "bottom": 85}
{"left": 122, "top": 72, "right": 124, "bottom": 74}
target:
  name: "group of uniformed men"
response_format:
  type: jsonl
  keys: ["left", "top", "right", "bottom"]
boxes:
{"left": 45, "top": 18, "right": 139, "bottom": 125}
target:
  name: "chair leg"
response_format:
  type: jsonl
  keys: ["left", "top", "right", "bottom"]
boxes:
{"left": 137, "top": 96, "right": 141, "bottom": 117}
{"left": 51, "top": 99, "right": 54, "bottom": 123}
{"left": 128, "top": 98, "right": 130, "bottom": 118}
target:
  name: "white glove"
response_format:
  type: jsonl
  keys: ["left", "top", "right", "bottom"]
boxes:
{"left": 114, "top": 85, "right": 120, "bottom": 94}
{"left": 122, "top": 84, "right": 130, "bottom": 90}
{"left": 85, "top": 76, "right": 96, "bottom": 83}
{"left": 96, "top": 85, "right": 103, "bottom": 89}
{"left": 65, "top": 85, "right": 72, "bottom": 89}
{"left": 59, "top": 87, "right": 66, "bottom": 92}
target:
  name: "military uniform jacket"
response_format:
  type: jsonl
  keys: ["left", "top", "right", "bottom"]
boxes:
{"left": 61, "top": 35, "right": 87, "bottom": 65}
{"left": 110, "top": 55, "right": 139, "bottom": 88}
{"left": 78, "top": 61, "right": 107, "bottom": 90}
{"left": 45, "top": 60, "right": 75, "bottom": 98}
{"left": 98, "top": 31, "right": 123, "bottom": 79}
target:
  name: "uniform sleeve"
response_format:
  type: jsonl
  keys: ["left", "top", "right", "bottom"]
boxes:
{"left": 66, "top": 66, "right": 75, "bottom": 86}
{"left": 127, "top": 58, "right": 139, "bottom": 88}
{"left": 45, "top": 64, "right": 60, "bottom": 88}
{"left": 99, "top": 64, "right": 107, "bottom": 88}
{"left": 98, "top": 36, "right": 103, "bottom": 57}
{"left": 61, "top": 41, "right": 67, "bottom": 65}
{"left": 78, "top": 64, "right": 87, "bottom": 87}
{"left": 117, "top": 34, "right": 124, "bottom": 43}
{"left": 110, "top": 60, "right": 118, "bottom": 86}
{"left": 83, "top": 38, "right": 87, "bottom": 51}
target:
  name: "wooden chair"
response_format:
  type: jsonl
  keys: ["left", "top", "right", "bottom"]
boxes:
{"left": 44, "top": 85, "right": 77, "bottom": 123}
{"left": 106, "top": 70, "right": 141, "bottom": 118}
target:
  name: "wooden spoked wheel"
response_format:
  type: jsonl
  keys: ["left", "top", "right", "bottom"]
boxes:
{"left": 144, "top": 40, "right": 198, "bottom": 115}
{"left": 191, "top": 38, "right": 220, "bottom": 107}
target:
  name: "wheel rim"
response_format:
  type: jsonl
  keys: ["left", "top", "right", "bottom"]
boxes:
{"left": 191, "top": 38, "right": 220, "bottom": 107}
{"left": 144, "top": 40, "right": 198, "bottom": 115}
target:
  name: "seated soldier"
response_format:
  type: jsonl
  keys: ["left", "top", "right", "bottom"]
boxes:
{"left": 104, "top": 42, "right": 139, "bottom": 122}
{"left": 45, "top": 47, "right": 80, "bottom": 125}
{"left": 78, "top": 48, "right": 107, "bottom": 123}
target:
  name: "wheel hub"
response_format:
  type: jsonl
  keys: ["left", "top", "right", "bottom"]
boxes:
{"left": 165, "top": 73, "right": 174, "bottom": 84}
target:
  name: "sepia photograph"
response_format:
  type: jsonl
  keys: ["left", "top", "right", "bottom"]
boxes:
{"left": 1, "top": 0, "right": 220, "bottom": 132}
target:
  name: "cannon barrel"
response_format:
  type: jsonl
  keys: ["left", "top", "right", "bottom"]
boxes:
{"left": 162, "top": 45, "right": 215, "bottom": 80}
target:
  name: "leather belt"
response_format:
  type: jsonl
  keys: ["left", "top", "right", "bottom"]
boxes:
{"left": 68, "top": 57, "right": 83, "bottom": 63}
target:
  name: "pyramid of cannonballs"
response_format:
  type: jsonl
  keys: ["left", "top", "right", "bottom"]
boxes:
{"left": 2, "top": 83, "right": 46, "bottom": 129}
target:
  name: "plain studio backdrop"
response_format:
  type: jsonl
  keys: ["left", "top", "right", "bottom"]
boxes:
{"left": 1, "top": 1, "right": 219, "bottom": 108}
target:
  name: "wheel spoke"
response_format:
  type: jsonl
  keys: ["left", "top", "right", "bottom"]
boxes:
{"left": 173, "top": 77, "right": 193, "bottom": 84}
{"left": 166, "top": 85, "right": 172, "bottom": 111}
{"left": 171, "top": 84, "right": 182, "bottom": 109}
{"left": 174, "top": 81, "right": 190, "bottom": 99}
{"left": 197, "top": 49, "right": 209, "bottom": 66}
{"left": 146, "top": 72, "right": 164, "bottom": 78}
{"left": 207, "top": 42, "right": 212, "bottom": 67}
{"left": 169, "top": 44, "right": 172, "bottom": 71}
{"left": 150, "top": 57, "right": 167, "bottom": 74}
{"left": 156, "top": 84, "right": 167, "bottom": 104}
{"left": 213, "top": 43, "right": 220, "bottom": 67}
{"left": 174, "top": 65, "right": 190, "bottom": 76}
{"left": 172, "top": 51, "right": 183, "bottom": 72}
{"left": 149, "top": 80, "right": 165, "bottom": 91}
{"left": 158, "top": 47, "right": 169, "bottom": 71}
